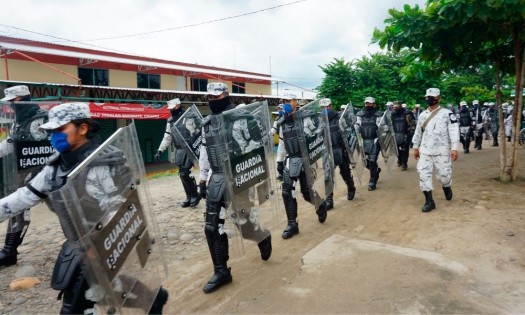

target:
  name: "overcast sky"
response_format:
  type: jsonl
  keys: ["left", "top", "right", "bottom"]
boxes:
{"left": 0, "top": 0, "right": 426, "bottom": 97}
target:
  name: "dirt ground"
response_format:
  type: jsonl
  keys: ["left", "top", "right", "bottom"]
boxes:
{"left": 163, "top": 141, "right": 525, "bottom": 314}
{"left": 2, "top": 139, "right": 525, "bottom": 314}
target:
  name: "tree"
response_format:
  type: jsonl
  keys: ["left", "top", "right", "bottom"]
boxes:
{"left": 373, "top": 0, "right": 525, "bottom": 182}
{"left": 317, "top": 52, "right": 435, "bottom": 110}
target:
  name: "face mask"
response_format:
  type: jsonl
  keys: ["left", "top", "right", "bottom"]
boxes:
{"left": 322, "top": 108, "right": 330, "bottom": 116}
{"left": 170, "top": 107, "right": 182, "bottom": 118}
{"left": 395, "top": 108, "right": 404, "bottom": 112}
{"left": 461, "top": 105, "right": 468, "bottom": 111}
{"left": 278, "top": 111, "right": 284, "bottom": 118}
{"left": 208, "top": 96, "right": 231, "bottom": 114}
{"left": 282, "top": 103, "right": 293, "bottom": 114}
{"left": 426, "top": 98, "right": 436, "bottom": 106}
{"left": 364, "top": 106, "right": 375, "bottom": 112}
{"left": 50, "top": 131, "right": 71, "bottom": 153}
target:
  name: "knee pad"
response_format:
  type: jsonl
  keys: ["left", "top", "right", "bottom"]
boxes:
{"left": 281, "top": 183, "right": 294, "bottom": 200}
{"left": 179, "top": 168, "right": 191, "bottom": 180}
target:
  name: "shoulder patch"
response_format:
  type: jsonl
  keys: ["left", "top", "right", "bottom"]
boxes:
{"left": 449, "top": 113, "right": 458, "bottom": 123}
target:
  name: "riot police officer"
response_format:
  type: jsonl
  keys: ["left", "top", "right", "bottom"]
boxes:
{"left": 276, "top": 95, "right": 328, "bottom": 239}
{"left": 391, "top": 101, "right": 416, "bottom": 171}
{"left": 355, "top": 97, "right": 383, "bottom": 191}
{"left": 472, "top": 100, "right": 485, "bottom": 150}
{"left": 0, "top": 103, "right": 169, "bottom": 314}
{"left": 319, "top": 98, "right": 356, "bottom": 210}
{"left": 154, "top": 98, "right": 201, "bottom": 208}
{"left": 0, "top": 85, "right": 50, "bottom": 267}
{"left": 487, "top": 102, "right": 499, "bottom": 146}
{"left": 458, "top": 101, "right": 474, "bottom": 153}
{"left": 198, "top": 82, "right": 272, "bottom": 293}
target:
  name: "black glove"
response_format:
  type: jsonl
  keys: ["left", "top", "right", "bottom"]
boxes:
{"left": 154, "top": 150, "right": 162, "bottom": 161}
{"left": 199, "top": 182, "right": 207, "bottom": 199}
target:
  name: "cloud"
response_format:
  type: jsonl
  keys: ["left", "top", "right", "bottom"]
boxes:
{"left": 0, "top": 0, "right": 426, "bottom": 93}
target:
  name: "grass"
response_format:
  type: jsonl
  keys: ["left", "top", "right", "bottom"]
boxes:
{"left": 146, "top": 168, "right": 179, "bottom": 179}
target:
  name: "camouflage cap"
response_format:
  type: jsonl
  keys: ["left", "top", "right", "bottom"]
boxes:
{"left": 207, "top": 82, "right": 228, "bottom": 96}
{"left": 364, "top": 97, "right": 376, "bottom": 104}
{"left": 2, "top": 85, "right": 30, "bottom": 101}
{"left": 39, "top": 102, "right": 91, "bottom": 130}
{"left": 425, "top": 88, "right": 440, "bottom": 97}
{"left": 319, "top": 98, "right": 331, "bottom": 107}
{"left": 167, "top": 98, "right": 181, "bottom": 109}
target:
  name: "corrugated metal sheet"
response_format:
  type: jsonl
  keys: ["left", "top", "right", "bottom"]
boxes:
{"left": 0, "top": 40, "right": 271, "bottom": 81}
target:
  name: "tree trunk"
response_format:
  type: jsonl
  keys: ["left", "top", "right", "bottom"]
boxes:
{"left": 495, "top": 58, "right": 511, "bottom": 181}
{"left": 511, "top": 44, "right": 524, "bottom": 180}
{"left": 508, "top": 28, "right": 524, "bottom": 181}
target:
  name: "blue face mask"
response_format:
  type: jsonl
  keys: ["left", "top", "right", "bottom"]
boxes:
{"left": 282, "top": 103, "right": 293, "bottom": 114}
{"left": 50, "top": 131, "right": 71, "bottom": 153}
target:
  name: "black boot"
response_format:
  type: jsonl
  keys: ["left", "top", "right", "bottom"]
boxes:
{"left": 203, "top": 235, "right": 232, "bottom": 293}
{"left": 282, "top": 187, "right": 299, "bottom": 239}
{"left": 422, "top": 191, "right": 436, "bottom": 212}
{"left": 257, "top": 235, "right": 272, "bottom": 261}
{"left": 443, "top": 186, "right": 453, "bottom": 201}
{"left": 316, "top": 201, "right": 327, "bottom": 223}
{"left": 345, "top": 176, "right": 356, "bottom": 200}
{"left": 508, "top": 136, "right": 511, "bottom": 142}
{"left": 180, "top": 177, "right": 192, "bottom": 208}
{"left": 148, "top": 287, "right": 169, "bottom": 314}
{"left": 282, "top": 221, "right": 299, "bottom": 239}
{"left": 368, "top": 167, "right": 380, "bottom": 191}
{"left": 325, "top": 193, "right": 334, "bottom": 211}
{"left": 187, "top": 177, "right": 201, "bottom": 207}
{"left": 276, "top": 161, "right": 284, "bottom": 181}
{"left": 0, "top": 231, "right": 23, "bottom": 267}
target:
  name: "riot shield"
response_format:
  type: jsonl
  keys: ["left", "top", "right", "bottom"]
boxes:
{"left": 47, "top": 122, "right": 168, "bottom": 314}
{"left": 220, "top": 101, "right": 280, "bottom": 254}
{"left": 378, "top": 110, "right": 398, "bottom": 173}
{"left": 339, "top": 103, "right": 365, "bottom": 186}
{"left": 295, "top": 99, "right": 335, "bottom": 209}
{"left": 170, "top": 104, "right": 203, "bottom": 164}
{"left": 0, "top": 101, "right": 55, "bottom": 196}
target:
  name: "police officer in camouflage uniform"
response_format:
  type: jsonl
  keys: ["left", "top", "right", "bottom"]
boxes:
{"left": 391, "top": 101, "right": 416, "bottom": 171}
{"left": 319, "top": 98, "right": 356, "bottom": 210}
{"left": 412, "top": 88, "right": 459, "bottom": 213}
{"left": 355, "top": 97, "right": 383, "bottom": 191}
{"left": 198, "top": 82, "right": 272, "bottom": 293}
{"left": 154, "top": 98, "right": 201, "bottom": 208}
{"left": 458, "top": 101, "right": 474, "bottom": 153}
{"left": 0, "top": 85, "right": 49, "bottom": 267}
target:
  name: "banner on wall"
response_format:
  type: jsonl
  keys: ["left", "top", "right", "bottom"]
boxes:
{"left": 89, "top": 102, "right": 170, "bottom": 120}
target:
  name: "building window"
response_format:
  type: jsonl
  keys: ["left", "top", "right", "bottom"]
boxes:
{"left": 78, "top": 68, "right": 109, "bottom": 86}
{"left": 232, "top": 82, "right": 245, "bottom": 94}
{"left": 191, "top": 78, "right": 208, "bottom": 92}
{"left": 137, "top": 73, "right": 160, "bottom": 89}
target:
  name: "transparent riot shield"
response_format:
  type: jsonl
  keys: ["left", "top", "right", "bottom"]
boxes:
{"left": 295, "top": 99, "right": 335, "bottom": 210}
{"left": 220, "top": 101, "right": 280, "bottom": 254}
{"left": 339, "top": 103, "right": 365, "bottom": 186}
{"left": 0, "top": 101, "right": 55, "bottom": 196}
{"left": 171, "top": 104, "right": 203, "bottom": 164}
{"left": 47, "top": 122, "right": 168, "bottom": 315}
{"left": 378, "top": 110, "right": 398, "bottom": 173}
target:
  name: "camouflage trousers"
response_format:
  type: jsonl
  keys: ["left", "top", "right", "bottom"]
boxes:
{"left": 416, "top": 154, "right": 452, "bottom": 192}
